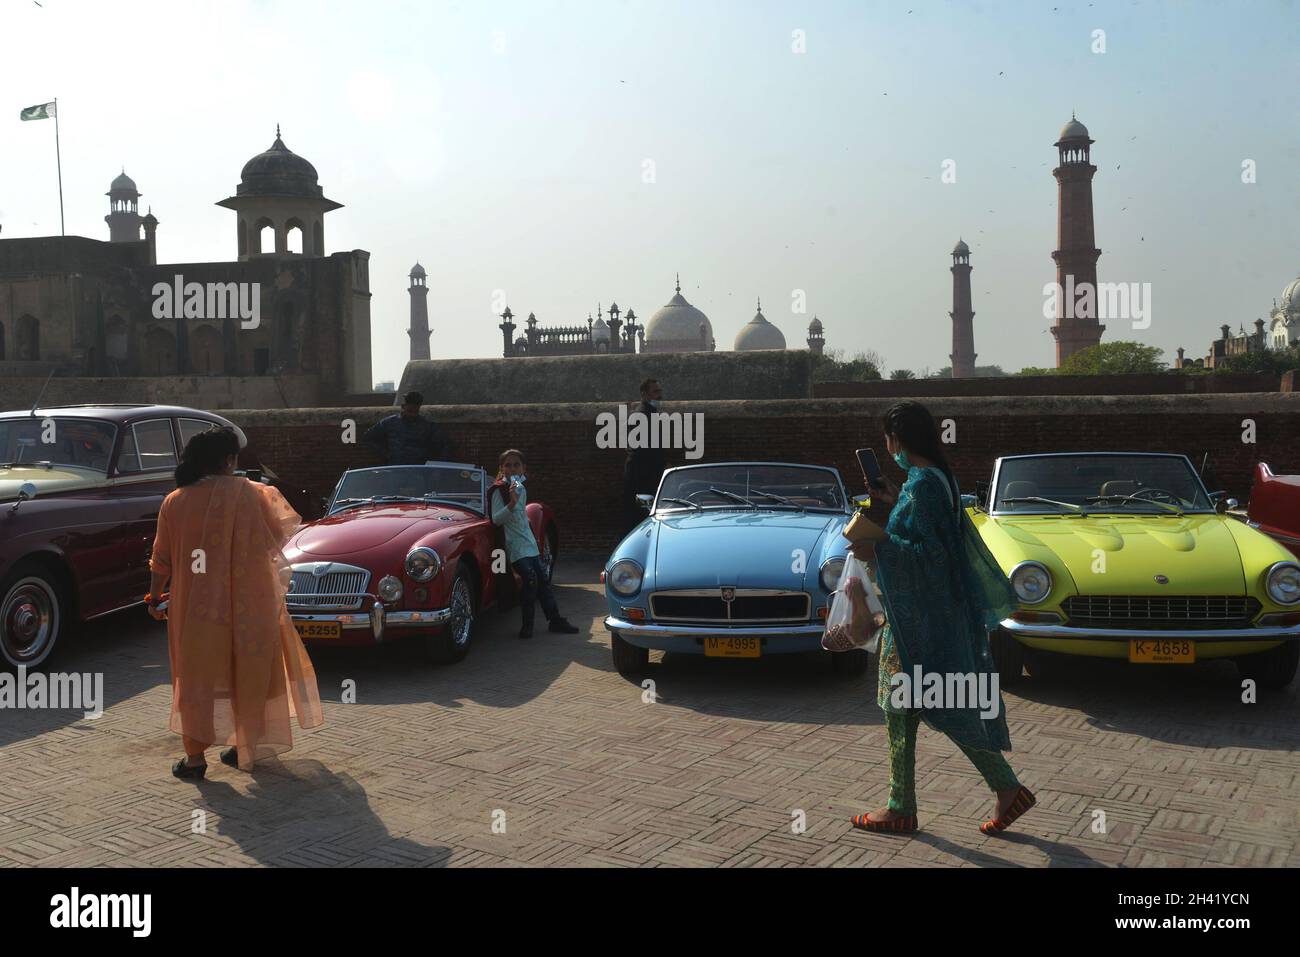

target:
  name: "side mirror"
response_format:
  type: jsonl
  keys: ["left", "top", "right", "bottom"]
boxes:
{"left": 636, "top": 493, "right": 654, "bottom": 510}
{"left": 851, "top": 493, "right": 872, "bottom": 510}
{"left": 9, "top": 482, "right": 37, "bottom": 513}
{"left": 1215, "top": 496, "right": 1239, "bottom": 514}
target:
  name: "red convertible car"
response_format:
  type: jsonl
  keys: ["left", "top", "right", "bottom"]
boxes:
{"left": 282, "top": 463, "right": 559, "bottom": 663}
{"left": 1247, "top": 462, "right": 1300, "bottom": 557}
{"left": 0, "top": 403, "right": 299, "bottom": 669}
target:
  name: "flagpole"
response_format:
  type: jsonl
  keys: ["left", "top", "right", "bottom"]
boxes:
{"left": 53, "top": 98, "right": 65, "bottom": 236}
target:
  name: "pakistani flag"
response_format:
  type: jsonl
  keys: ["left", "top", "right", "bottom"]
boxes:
{"left": 20, "top": 101, "right": 56, "bottom": 121}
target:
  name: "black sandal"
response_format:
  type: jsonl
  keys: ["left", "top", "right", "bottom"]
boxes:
{"left": 172, "top": 758, "right": 207, "bottom": 780}
{"left": 220, "top": 747, "right": 239, "bottom": 768}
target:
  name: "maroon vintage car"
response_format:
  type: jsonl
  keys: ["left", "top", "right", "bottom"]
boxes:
{"left": 283, "top": 463, "right": 559, "bottom": 663}
{"left": 1247, "top": 462, "right": 1300, "bottom": 558}
{"left": 0, "top": 404, "right": 305, "bottom": 669}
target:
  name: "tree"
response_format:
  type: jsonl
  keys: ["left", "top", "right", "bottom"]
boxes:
{"left": 930, "top": 364, "right": 1007, "bottom": 378}
{"left": 889, "top": 369, "right": 916, "bottom": 380}
{"left": 1216, "top": 344, "right": 1300, "bottom": 376}
{"left": 1014, "top": 366, "right": 1055, "bottom": 376}
{"left": 810, "top": 348, "right": 884, "bottom": 383}
{"left": 1057, "top": 341, "right": 1167, "bottom": 375}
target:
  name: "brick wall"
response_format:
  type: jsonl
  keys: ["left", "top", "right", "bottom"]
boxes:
{"left": 228, "top": 394, "right": 1300, "bottom": 551}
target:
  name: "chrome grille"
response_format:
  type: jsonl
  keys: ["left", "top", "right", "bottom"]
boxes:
{"left": 287, "top": 564, "right": 370, "bottom": 611}
{"left": 1061, "top": 595, "right": 1259, "bottom": 630}
{"left": 649, "top": 590, "right": 811, "bottom": 624}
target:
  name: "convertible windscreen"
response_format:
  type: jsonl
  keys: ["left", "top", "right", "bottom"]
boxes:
{"left": 332, "top": 466, "right": 484, "bottom": 511}
{"left": 0, "top": 418, "right": 117, "bottom": 472}
{"left": 994, "top": 455, "right": 1213, "bottom": 513}
{"left": 657, "top": 465, "right": 845, "bottom": 511}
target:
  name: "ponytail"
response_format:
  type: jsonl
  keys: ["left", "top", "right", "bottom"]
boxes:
{"left": 175, "top": 427, "right": 241, "bottom": 487}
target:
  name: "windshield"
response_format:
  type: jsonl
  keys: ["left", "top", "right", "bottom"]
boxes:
{"left": 994, "top": 455, "right": 1213, "bottom": 514}
{"left": 0, "top": 418, "right": 117, "bottom": 472}
{"left": 331, "top": 465, "right": 484, "bottom": 513}
{"left": 656, "top": 465, "right": 845, "bottom": 512}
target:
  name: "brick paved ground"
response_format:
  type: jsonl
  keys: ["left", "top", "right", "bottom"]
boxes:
{"left": 2, "top": 556, "right": 1297, "bottom": 868}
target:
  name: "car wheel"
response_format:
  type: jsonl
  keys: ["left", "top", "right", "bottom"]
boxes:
{"left": 610, "top": 629, "right": 649, "bottom": 678}
{"left": 539, "top": 527, "right": 557, "bottom": 584}
{"left": 426, "top": 569, "right": 475, "bottom": 665}
{"left": 0, "top": 562, "right": 68, "bottom": 671}
{"left": 830, "top": 648, "right": 872, "bottom": 677}
{"left": 1236, "top": 642, "right": 1299, "bottom": 691}
{"left": 989, "top": 628, "right": 1027, "bottom": 687}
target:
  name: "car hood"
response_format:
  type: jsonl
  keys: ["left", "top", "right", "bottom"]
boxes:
{"left": 0, "top": 464, "right": 104, "bottom": 501}
{"left": 650, "top": 510, "right": 841, "bottom": 589}
{"left": 287, "top": 503, "right": 476, "bottom": 558}
{"left": 984, "top": 513, "right": 1245, "bottom": 594}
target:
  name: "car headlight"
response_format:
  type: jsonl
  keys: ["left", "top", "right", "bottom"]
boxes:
{"left": 377, "top": 575, "right": 403, "bottom": 603}
{"left": 405, "top": 547, "right": 442, "bottom": 583}
{"left": 820, "top": 557, "right": 845, "bottom": 592}
{"left": 608, "top": 559, "right": 644, "bottom": 597}
{"left": 1009, "top": 561, "right": 1052, "bottom": 605}
{"left": 1265, "top": 562, "right": 1300, "bottom": 605}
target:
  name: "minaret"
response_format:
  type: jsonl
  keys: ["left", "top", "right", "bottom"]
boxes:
{"left": 806, "top": 316, "right": 825, "bottom": 355}
{"left": 499, "top": 306, "right": 516, "bottom": 357}
{"left": 949, "top": 239, "right": 976, "bottom": 378}
{"left": 105, "top": 170, "right": 144, "bottom": 242}
{"left": 141, "top": 207, "right": 159, "bottom": 265}
{"left": 1050, "top": 114, "right": 1104, "bottom": 366}
{"left": 407, "top": 262, "right": 431, "bottom": 360}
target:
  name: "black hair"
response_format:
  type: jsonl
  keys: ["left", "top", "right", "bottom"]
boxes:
{"left": 639, "top": 378, "right": 659, "bottom": 395}
{"left": 175, "top": 427, "right": 241, "bottom": 487}
{"left": 882, "top": 400, "right": 960, "bottom": 517}
{"left": 402, "top": 391, "right": 423, "bottom": 406}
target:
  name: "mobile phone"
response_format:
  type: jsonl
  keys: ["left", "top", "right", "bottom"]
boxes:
{"left": 855, "top": 448, "right": 887, "bottom": 490}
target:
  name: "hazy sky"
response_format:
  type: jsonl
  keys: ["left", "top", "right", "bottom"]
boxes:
{"left": 3, "top": 0, "right": 1298, "bottom": 386}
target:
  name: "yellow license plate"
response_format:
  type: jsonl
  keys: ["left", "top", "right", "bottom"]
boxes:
{"left": 1129, "top": 639, "right": 1195, "bottom": 664}
{"left": 703, "top": 637, "right": 761, "bottom": 658}
{"left": 297, "top": 622, "right": 342, "bottom": 640}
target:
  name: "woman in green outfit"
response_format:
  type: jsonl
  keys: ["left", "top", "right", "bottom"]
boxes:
{"left": 849, "top": 401, "right": 1035, "bottom": 835}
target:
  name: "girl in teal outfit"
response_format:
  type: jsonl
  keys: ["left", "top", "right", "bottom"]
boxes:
{"left": 849, "top": 401, "right": 1036, "bottom": 835}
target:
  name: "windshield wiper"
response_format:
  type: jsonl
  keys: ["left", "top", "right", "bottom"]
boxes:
{"left": 658, "top": 497, "right": 702, "bottom": 511}
{"left": 999, "top": 496, "right": 1087, "bottom": 514}
{"left": 1086, "top": 494, "right": 1184, "bottom": 516}
{"left": 707, "top": 487, "right": 756, "bottom": 507}
{"left": 750, "top": 490, "right": 805, "bottom": 511}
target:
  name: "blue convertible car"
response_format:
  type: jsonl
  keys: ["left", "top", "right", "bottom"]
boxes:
{"left": 602, "top": 461, "right": 867, "bottom": 677}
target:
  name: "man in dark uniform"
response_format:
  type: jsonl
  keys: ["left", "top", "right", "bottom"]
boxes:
{"left": 363, "top": 391, "right": 452, "bottom": 465}
{"left": 623, "top": 378, "right": 666, "bottom": 533}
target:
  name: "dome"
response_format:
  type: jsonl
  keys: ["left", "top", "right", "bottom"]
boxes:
{"left": 808, "top": 315, "right": 823, "bottom": 333}
{"left": 1280, "top": 276, "right": 1300, "bottom": 314}
{"left": 233, "top": 128, "right": 329, "bottom": 200}
{"left": 410, "top": 262, "right": 427, "bottom": 278}
{"left": 592, "top": 316, "right": 611, "bottom": 342}
{"left": 952, "top": 238, "right": 970, "bottom": 256}
{"left": 1059, "top": 116, "right": 1090, "bottom": 140}
{"left": 734, "top": 301, "right": 786, "bottom": 351}
{"left": 109, "top": 171, "right": 138, "bottom": 194}
{"left": 644, "top": 277, "right": 714, "bottom": 352}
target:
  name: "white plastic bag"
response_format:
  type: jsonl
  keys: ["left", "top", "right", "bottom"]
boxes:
{"left": 822, "top": 554, "right": 885, "bottom": 653}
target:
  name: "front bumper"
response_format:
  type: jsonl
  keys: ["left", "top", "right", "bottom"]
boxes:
{"left": 290, "top": 600, "right": 451, "bottom": 642}
{"left": 999, "top": 618, "right": 1300, "bottom": 642}
{"left": 604, "top": 616, "right": 825, "bottom": 654}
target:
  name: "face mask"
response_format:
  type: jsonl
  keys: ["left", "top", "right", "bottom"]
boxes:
{"left": 893, "top": 451, "right": 913, "bottom": 471}
{"left": 510, "top": 474, "right": 525, "bottom": 486}
{"left": 646, "top": 399, "right": 659, "bottom": 410}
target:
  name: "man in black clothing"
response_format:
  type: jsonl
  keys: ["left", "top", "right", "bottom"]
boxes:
{"left": 363, "top": 391, "right": 452, "bottom": 465}
{"left": 623, "top": 378, "right": 666, "bottom": 533}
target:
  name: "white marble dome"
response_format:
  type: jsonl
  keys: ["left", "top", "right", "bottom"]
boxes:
{"left": 1280, "top": 276, "right": 1300, "bottom": 314}
{"left": 734, "top": 301, "right": 786, "bottom": 351}
{"left": 1059, "top": 116, "right": 1090, "bottom": 140}
{"left": 644, "top": 277, "right": 715, "bottom": 352}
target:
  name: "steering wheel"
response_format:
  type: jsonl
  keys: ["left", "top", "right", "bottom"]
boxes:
{"left": 1126, "top": 487, "right": 1184, "bottom": 506}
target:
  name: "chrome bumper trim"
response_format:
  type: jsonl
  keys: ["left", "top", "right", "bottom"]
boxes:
{"left": 291, "top": 605, "right": 452, "bottom": 641}
{"left": 999, "top": 618, "right": 1300, "bottom": 642}
{"left": 604, "top": 616, "right": 823, "bottom": 639}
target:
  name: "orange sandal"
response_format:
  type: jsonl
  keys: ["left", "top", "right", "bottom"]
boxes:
{"left": 980, "top": 786, "right": 1036, "bottom": 835}
{"left": 851, "top": 811, "right": 919, "bottom": 833}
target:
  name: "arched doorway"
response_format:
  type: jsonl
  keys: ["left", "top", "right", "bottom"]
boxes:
{"left": 17, "top": 315, "right": 39, "bottom": 360}
{"left": 191, "top": 324, "right": 223, "bottom": 374}
{"left": 142, "top": 328, "right": 176, "bottom": 375}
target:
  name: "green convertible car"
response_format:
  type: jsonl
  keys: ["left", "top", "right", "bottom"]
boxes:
{"left": 972, "top": 452, "right": 1300, "bottom": 689}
